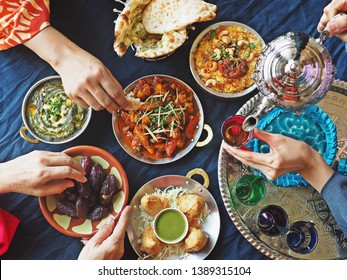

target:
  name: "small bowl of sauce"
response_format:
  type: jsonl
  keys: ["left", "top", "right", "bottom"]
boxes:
{"left": 154, "top": 208, "right": 188, "bottom": 244}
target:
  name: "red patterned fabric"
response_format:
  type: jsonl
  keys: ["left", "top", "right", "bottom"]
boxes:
{"left": 0, "top": 208, "right": 20, "bottom": 255}
{"left": 0, "top": 0, "right": 50, "bottom": 50}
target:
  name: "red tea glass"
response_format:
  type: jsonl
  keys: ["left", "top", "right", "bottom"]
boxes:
{"left": 221, "top": 115, "right": 254, "bottom": 147}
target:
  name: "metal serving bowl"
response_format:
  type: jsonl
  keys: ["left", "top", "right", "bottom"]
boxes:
{"left": 127, "top": 169, "right": 220, "bottom": 260}
{"left": 112, "top": 74, "right": 212, "bottom": 164}
{"left": 20, "top": 76, "right": 92, "bottom": 144}
{"left": 189, "top": 21, "right": 265, "bottom": 100}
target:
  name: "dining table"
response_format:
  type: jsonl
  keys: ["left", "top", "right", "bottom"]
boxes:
{"left": 1, "top": 0, "right": 346, "bottom": 260}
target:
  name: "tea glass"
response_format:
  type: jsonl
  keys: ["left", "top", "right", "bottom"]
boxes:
{"left": 257, "top": 205, "right": 318, "bottom": 254}
{"left": 233, "top": 174, "right": 266, "bottom": 206}
{"left": 221, "top": 115, "right": 254, "bottom": 148}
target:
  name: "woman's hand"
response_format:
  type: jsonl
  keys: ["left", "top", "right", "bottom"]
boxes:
{"left": 222, "top": 129, "right": 334, "bottom": 192}
{"left": 24, "top": 27, "right": 131, "bottom": 112}
{"left": 78, "top": 206, "right": 131, "bottom": 260}
{"left": 317, "top": 0, "right": 347, "bottom": 42}
{"left": 0, "top": 150, "right": 86, "bottom": 196}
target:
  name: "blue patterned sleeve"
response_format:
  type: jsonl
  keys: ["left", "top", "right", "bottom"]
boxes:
{"left": 321, "top": 172, "right": 347, "bottom": 235}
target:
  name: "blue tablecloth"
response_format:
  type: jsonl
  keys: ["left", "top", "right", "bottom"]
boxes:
{"left": 0, "top": 0, "right": 346, "bottom": 260}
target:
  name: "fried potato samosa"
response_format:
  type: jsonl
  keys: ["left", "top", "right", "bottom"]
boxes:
{"left": 140, "top": 226, "right": 166, "bottom": 256}
{"left": 178, "top": 194, "right": 205, "bottom": 221}
{"left": 140, "top": 194, "right": 169, "bottom": 217}
{"left": 184, "top": 226, "right": 208, "bottom": 252}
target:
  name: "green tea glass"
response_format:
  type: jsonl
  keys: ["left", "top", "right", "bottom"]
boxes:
{"left": 233, "top": 175, "right": 266, "bottom": 206}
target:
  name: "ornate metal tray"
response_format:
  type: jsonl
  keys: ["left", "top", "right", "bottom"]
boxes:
{"left": 218, "top": 79, "right": 347, "bottom": 260}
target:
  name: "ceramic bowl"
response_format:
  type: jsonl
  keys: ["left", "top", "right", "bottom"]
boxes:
{"left": 153, "top": 208, "right": 189, "bottom": 244}
{"left": 38, "top": 145, "right": 129, "bottom": 238}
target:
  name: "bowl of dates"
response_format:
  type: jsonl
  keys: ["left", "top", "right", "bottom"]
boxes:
{"left": 38, "top": 145, "right": 129, "bottom": 238}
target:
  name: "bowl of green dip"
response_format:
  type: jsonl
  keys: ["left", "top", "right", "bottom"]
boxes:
{"left": 20, "top": 76, "right": 92, "bottom": 144}
{"left": 154, "top": 208, "right": 189, "bottom": 244}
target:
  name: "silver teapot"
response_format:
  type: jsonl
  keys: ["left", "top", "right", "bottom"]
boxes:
{"left": 242, "top": 29, "right": 336, "bottom": 131}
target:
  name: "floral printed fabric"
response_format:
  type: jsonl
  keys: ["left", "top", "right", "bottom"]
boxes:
{"left": 0, "top": 0, "right": 50, "bottom": 50}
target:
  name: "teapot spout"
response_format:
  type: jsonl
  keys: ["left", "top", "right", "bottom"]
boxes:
{"left": 242, "top": 97, "right": 272, "bottom": 132}
{"left": 242, "top": 115, "right": 259, "bottom": 132}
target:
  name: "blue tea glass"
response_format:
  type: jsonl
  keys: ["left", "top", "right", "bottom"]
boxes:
{"left": 257, "top": 205, "right": 288, "bottom": 236}
{"left": 286, "top": 221, "right": 318, "bottom": 254}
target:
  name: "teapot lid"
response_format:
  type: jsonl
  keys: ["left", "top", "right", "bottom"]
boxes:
{"left": 253, "top": 32, "right": 336, "bottom": 110}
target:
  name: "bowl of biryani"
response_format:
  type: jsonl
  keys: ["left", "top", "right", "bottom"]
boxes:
{"left": 190, "top": 21, "right": 265, "bottom": 99}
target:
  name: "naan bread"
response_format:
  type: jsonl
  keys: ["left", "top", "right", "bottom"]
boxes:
{"left": 114, "top": 0, "right": 151, "bottom": 57}
{"left": 134, "top": 29, "right": 187, "bottom": 58}
{"left": 142, "top": 0, "right": 217, "bottom": 34}
{"left": 114, "top": 0, "right": 215, "bottom": 58}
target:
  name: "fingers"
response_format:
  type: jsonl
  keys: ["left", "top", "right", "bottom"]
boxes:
{"left": 41, "top": 179, "right": 75, "bottom": 196}
{"left": 326, "top": 13, "right": 347, "bottom": 34}
{"left": 86, "top": 206, "right": 131, "bottom": 247}
{"left": 225, "top": 144, "right": 288, "bottom": 180}
{"left": 88, "top": 219, "right": 116, "bottom": 246}
{"left": 73, "top": 96, "right": 90, "bottom": 109}
{"left": 40, "top": 152, "right": 86, "bottom": 183}
{"left": 80, "top": 74, "right": 127, "bottom": 112}
{"left": 45, "top": 152, "right": 84, "bottom": 173}
{"left": 253, "top": 129, "right": 275, "bottom": 143}
{"left": 109, "top": 206, "right": 131, "bottom": 243}
{"left": 41, "top": 166, "right": 87, "bottom": 183}
{"left": 100, "top": 69, "right": 130, "bottom": 111}
{"left": 318, "top": 0, "right": 347, "bottom": 32}
{"left": 222, "top": 141, "right": 272, "bottom": 166}
{"left": 87, "top": 81, "right": 120, "bottom": 112}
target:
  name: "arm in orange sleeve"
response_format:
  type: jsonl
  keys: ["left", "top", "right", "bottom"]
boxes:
{"left": 0, "top": 0, "right": 129, "bottom": 112}
{"left": 0, "top": 0, "right": 50, "bottom": 50}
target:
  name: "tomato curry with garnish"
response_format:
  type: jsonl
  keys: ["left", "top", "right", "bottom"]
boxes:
{"left": 117, "top": 76, "right": 200, "bottom": 160}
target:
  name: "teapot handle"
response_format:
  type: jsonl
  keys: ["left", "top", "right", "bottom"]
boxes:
{"left": 317, "top": 13, "right": 344, "bottom": 45}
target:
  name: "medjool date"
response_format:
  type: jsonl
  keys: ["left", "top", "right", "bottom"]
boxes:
{"left": 80, "top": 156, "right": 93, "bottom": 177}
{"left": 89, "top": 206, "right": 108, "bottom": 220}
{"left": 55, "top": 156, "right": 121, "bottom": 221}
{"left": 88, "top": 191, "right": 98, "bottom": 207}
{"left": 76, "top": 180, "right": 91, "bottom": 199}
{"left": 89, "top": 164, "right": 105, "bottom": 193}
{"left": 65, "top": 188, "right": 79, "bottom": 203}
{"left": 54, "top": 191, "right": 67, "bottom": 200}
{"left": 56, "top": 200, "right": 77, "bottom": 218}
{"left": 76, "top": 197, "right": 89, "bottom": 219}
{"left": 100, "top": 174, "right": 119, "bottom": 206}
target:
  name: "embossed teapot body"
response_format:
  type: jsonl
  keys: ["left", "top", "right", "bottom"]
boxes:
{"left": 243, "top": 31, "right": 336, "bottom": 131}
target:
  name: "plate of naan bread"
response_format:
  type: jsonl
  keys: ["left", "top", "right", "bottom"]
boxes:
{"left": 113, "top": 0, "right": 217, "bottom": 59}
{"left": 127, "top": 173, "right": 220, "bottom": 260}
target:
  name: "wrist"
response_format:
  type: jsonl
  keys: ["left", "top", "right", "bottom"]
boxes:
{"left": 0, "top": 162, "right": 14, "bottom": 194}
{"left": 299, "top": 147, "right": 334, "bottom": 192}
{"left": 23, "top": 26, "right": 81, "bottom": 72}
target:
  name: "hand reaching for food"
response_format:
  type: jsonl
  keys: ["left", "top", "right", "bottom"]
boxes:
{"left": 0, "top": 150, "right": 86, "bottom": 196}
{"left": 24, "top": 26, "right": 131, "bottom": 112}
{"left": 78, "top": 205, "right": 131, "bottom": 260}
{"left": 317, "top": 0, "right": 347, "bottom": 42}
{"left": 222, "top": 129, "right": 334, "bottom": 192}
